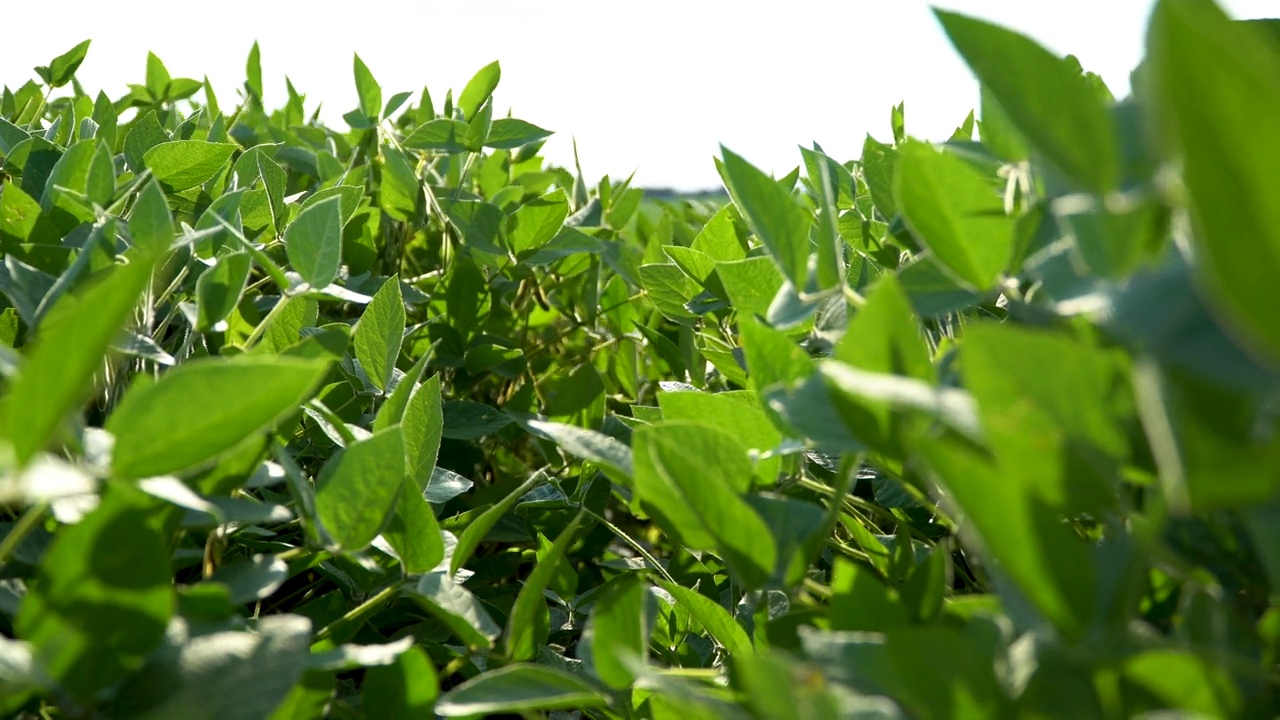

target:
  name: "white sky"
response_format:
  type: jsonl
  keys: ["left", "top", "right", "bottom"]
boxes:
{"left": 3, "top": 1, "right": 1272, "bottom": 191}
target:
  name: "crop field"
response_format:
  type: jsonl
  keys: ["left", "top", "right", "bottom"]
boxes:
{"left": 1, "top": 0, "right": 1278, "bottom": 717}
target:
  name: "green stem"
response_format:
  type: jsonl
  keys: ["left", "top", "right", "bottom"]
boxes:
{"left": 312, "top": 583, "right": 400, "bottom": 644}
{"left": 584, "top": 509, "right": 676, "bottom": 584}
{"left": 0, "top": 502, "right": 49, "bottom": 567}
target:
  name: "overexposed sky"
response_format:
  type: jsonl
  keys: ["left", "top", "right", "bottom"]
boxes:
{"left": 3, "top": 1, "right": 1272, "bottom": 190}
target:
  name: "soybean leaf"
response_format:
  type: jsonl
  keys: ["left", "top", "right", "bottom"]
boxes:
{"left": 402, "top": 118, "right": 469, "bottom": 153}
{"left": 353, "top": 54, "right": 382, "bottom": 122}
{"left": 1147, "top": 0, "right": 1280, "bottom": 362}
{"left": 634, "top": 422, "right": 776, "bottom": 589}
{"left": 362, "top": 647, "right": 439, "bottom": 719}
{"left": 129, "top": 177, "right": 175, "bottom": 257}
{"left": 656, "top": 580, "right": 753, "bottom": 656}
{"left": 143, "top": 141, "right": 236, "bottom": 192}
{"left": 195, "top": 252, "right": 252, "bottom": 331}
{"left": 505, "top": 511, "right": 584, "bottom": 662}
{"left": 9, "top": 258, "right": 155, "bottom": 465}
{"left": 16, "top": 485, "right": 173, "bottom": 702}
{"left": 719, "top": 146, "right": 811, "bottom": 290}
{"left": 35, "top": 40, "right": 91, "bottom": 88}
{"left": 895, "top": 140, "right": 1014, "bottom": 290}
{"left": 353, "top": 275, "right": 405, "bottom": 393}
{"left": 582, "top": 576, "right": 651, "bottom": 689}
{"left": 457, "top": 61, "right": 501, "bottom": 120}
{"left": 509, "top": 189, "right": 568, "bottom": 254}
{"left": 107, "top": 355, "right": 330, "bottom": 479}
{"left": 935, "top": 9, "right": 1118, "bottom": 192}
{"left": 451, "top": 471, "right": 545, "bottom": 574}
{"left": 314, "top": 426, "right": 406, "bottom": 551}
{"left": 403, "top": 374, "right": 445, "bottom": 489}
{"left": 434, "top": 664, "right": 609, "bottom": 717}
{"left": 284, "top": 195, "right": 343, "bottom": 289}
{"left": 485, "top": 118, "right": 552, "bottom": 149}
{"left": 109, "top": 614, "right": 311, "bottom": 720}
{"left": 409, "top": 572, "right": 501, "bottom": 647}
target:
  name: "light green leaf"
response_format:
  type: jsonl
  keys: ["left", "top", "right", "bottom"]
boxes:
{"left": 143, "top": 141, "right": 236, "bottom": 192}
{"left": 655, "top": 580, "right": 753, "bottom": 656}
{"left": 935, "top": 9, "right": 1118, "bottom": 192}
{"left": 634, "top": 422, "right": 776, "bottom": 589}
{"left": 402, "top": 118, "right": 469, "bottom": 153}
{"left": 410, "top": 572, "right": 500, "bottom": 647}
{"left": 284, "top": 195, "right": 343, "bottom": 289}
{"left": 583, "top": 576, "right": 650, "bottom": 689}
{"left": 505, "top": 512, "right": 584, "bottom": 662}
{"left": 484, "top": 118, "right": 552, "bottom": 149}
{"left": 107, "top": 355, "right": 330, "bottom": 479}
{"left": 457, "top": 60, "right": 501, "bottom": 120}
{"left": 314, "top": 426, "right": 405, "bottom": 551}
{"left": 35, "top": 40, "right": 91, "bottom": 88}
{"left": 196, "top": 252, "right": 252, "bottom": 331}
{"left": 353, "top": 54, "right": 382, "bottom": 121}
{"left": 895, "top": 140, "right": 1014, "bottom": 290}
{"left": 353, "top": 275, "right": 405, "bottom": 392}
{"left": 509, "top": 189, "right": 568, "bottom": 254}
{"left": 719, "top": 146, "right": 812, "bottom": 290}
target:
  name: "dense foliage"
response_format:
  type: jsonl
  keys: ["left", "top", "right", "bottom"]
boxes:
{"left": 2, "top": 0, "right": 1279, "bottom": 716}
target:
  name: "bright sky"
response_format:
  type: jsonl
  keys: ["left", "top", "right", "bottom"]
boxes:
{"left": 3, "top": 1, "right": 1272, "bottom": 191}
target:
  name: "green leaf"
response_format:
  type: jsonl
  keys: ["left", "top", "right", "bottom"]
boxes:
{"left": 403, "top": 374, "right": 445, "bottom": 489}
{"left": 717, "top": 257, "right": 786, "bottom": 319}
{"left": 894, "top": 140, "right": 1014, "bottom": 290}
{"left": 245, "top": 42, "right": 263, "bottom": 105}
{"left": 655, "top": 580, "right": 753, "bottom": 656}
{"left": 353, "top": 54, "right": 382, "bottom": 121}
{"left": 382, "top": 478, "right": 444, "bottom": 574}
{"left": 484, "top": 118, "right": 552, "bottom": 149}
{"left": 402, "top": 118, "right": 470, "bottom": 153}
{"left": 409, "top": 572, "right": 501, "bottom": 647}
{"left": 107, "top": 355, "right": 330, "bottom": 479}
{"left": 583, "top": 576, "right": 651, "bottom": 689}
{"left": 145, "top": 51, "right": 171, "bottom": 99}
{"left": 505, "top": 512, "right": 584, "bottom": 662}
{"left": 719, "top": 146, "right": 812, "bottom": 290}
{"left": 16, "top": 485, "right": 173, "bottom": 702}
{"left": 127, "top": 178, "right": 174, "bottom": 256}
{"left": 523, "top": 417, "right": 633, "bottom": 482}
{"left": 8, "top": 258, "right": 155, "bottom": 465}
{"left": 285, "top": 195, "right": 343, "bottom": 289}
{"left": 35, "top": 40, "right": 91, "bottom": 89}
{"left": 143, "top": 141, "right": 235, "bottom": 192}
{"left": 314, "top": 426, "right": 406, "bottom": 551}
{"left": 457, "top": 60, "right": 501, "bottom": 120}
{"left": 634, "top": 422, "right": 776, "bottom": 589}
{"left": 935, "top": 9, "right": 1118, "bottom": 192}
{"left": 353, "top": 275, "right": 405, "bottom": 392}
{"left": 196, "top": 252, "right": 252, "bottom": 332}
{"left": 123, "top": 111, "right": 170, "bottom": 175}
{"left": 434, "top": 664, "right": 609, "bottom": 717}
{"left": 451, "top": 471, "right": 545, "bottom": 574}
{"left": 509, "top": 189, "right": 568, "bottom": 254}
{"left": 1147, "top": 0, "right": 1280, "bottom": 362}
{"left": 110, "top": 614, "right": 311, "bottom": 720}
{"left": 362, "top": 647, "right": 439, "bottom": 719}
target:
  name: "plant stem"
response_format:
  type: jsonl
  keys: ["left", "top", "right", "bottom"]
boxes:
{"left": 0, "top": 502, "right": 49, "bottom": 568}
